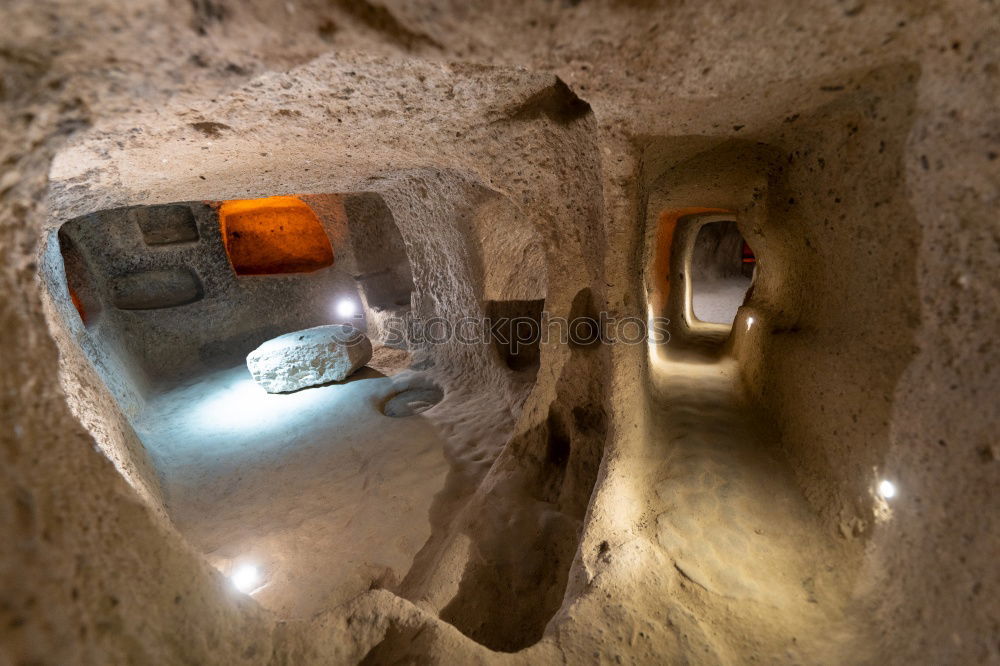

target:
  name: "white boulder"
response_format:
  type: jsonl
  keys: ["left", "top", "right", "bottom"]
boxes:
{"left": 247, "top": 324, "right": 373, "bottom": 393}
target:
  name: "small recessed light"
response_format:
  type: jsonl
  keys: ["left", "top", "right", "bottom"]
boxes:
{"left": 878, "top": 479, "right": 897, "bottom": 499}
{"left": 336, "top": 299, "right": 356, "bottom": 318}
{"left": 746, "top": 316, "right": 755, "bottom": 330}
{"left": 231, "top": 564, "right": 260, "bottom": 593}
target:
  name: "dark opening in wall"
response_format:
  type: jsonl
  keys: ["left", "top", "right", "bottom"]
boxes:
{"left": 436, "top": 342, "right": 605, "bottom": 653}
{"left": 689, "top": 220, "right": 753, "bottom": 325}
{"left": 219, "top": 196, "right": 335, "bottom": 275}
{"left": 568, "top": 287, "right": 601, "bottom": 350}
{"left": 58, "top": 229, "right": 102, "bottom": 326}
{"left": 134, "top": 204, "right": 200, "bottom": 246}
{"left": 337, "top": 192, "right": 415, "bottom": 313}
{"left": 485, "top": 299, "right": 545, "bottom": 374}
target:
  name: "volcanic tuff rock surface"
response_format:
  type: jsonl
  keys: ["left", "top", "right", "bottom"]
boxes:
{"left": 1, "top": 0, "right": 997, "bottom": 665}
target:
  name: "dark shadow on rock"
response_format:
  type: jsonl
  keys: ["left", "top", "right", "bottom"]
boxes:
{"left": 504, "top": 77, "right": 591, "bottom": 125}
{"left": 435, "top": 344, "right": 606, "bottom": 651}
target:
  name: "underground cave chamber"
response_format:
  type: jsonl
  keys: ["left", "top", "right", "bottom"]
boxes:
{"left": 39, "top": 173, "right": 594, "bottom": 646}
{"left": 10, "top": 17, "right": 993, "bottom": 659}
{"left": 44, "top": 192, "right": 460, "bottom": 615}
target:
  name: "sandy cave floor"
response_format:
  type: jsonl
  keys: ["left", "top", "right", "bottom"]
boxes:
{"left": 641, "top": 349, "right": 861, "bottom": 659}
{"left": 134, "top": 359, "right": 450, "bottom": 619}
{"left": 691, "top": 278, "right": 753, "bottom": 325}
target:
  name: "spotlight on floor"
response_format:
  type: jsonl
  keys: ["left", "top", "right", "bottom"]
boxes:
{"left": 230, "top": 564, "right": 260, "bottom": 593}
{"left": 336, "top": 299, "right": 357, "bottom": 318}
{"left": 878, "top": 479, "right": 897, "bottom": 499}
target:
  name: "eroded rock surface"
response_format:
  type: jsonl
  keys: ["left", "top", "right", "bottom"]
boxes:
{"left": 247, "top": 324, "right": 372, "bottom": 393}
{"left": 4, "top": 0, "right": 997, "bottom": 664}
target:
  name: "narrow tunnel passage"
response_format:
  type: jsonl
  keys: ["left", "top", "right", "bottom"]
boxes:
{"left": 689, "top": 220, "right": 754, "bottom": 326}
{"left": 643, "top": 353, "right": 861, "bottom": 660}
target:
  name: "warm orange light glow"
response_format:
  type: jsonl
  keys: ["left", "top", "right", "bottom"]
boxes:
{"left": 69, "top": 287, "right": 87, "bottom": 324}
{"left": 651, "top": 207, "right": 732, "bottom": 315}
{"left": 218, "top": 196, "right": 334, "bottom": 275}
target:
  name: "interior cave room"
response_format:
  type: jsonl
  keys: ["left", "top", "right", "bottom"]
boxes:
{"left": 0, "top": 0, "right": 996, "bottom": 664}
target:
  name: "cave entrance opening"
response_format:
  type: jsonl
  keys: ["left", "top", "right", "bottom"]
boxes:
{"left": 42, "top": 192, "right": 448, "bottom": 620}
{"left": 688, "top": 219, "right": 754, "bottom": 327}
